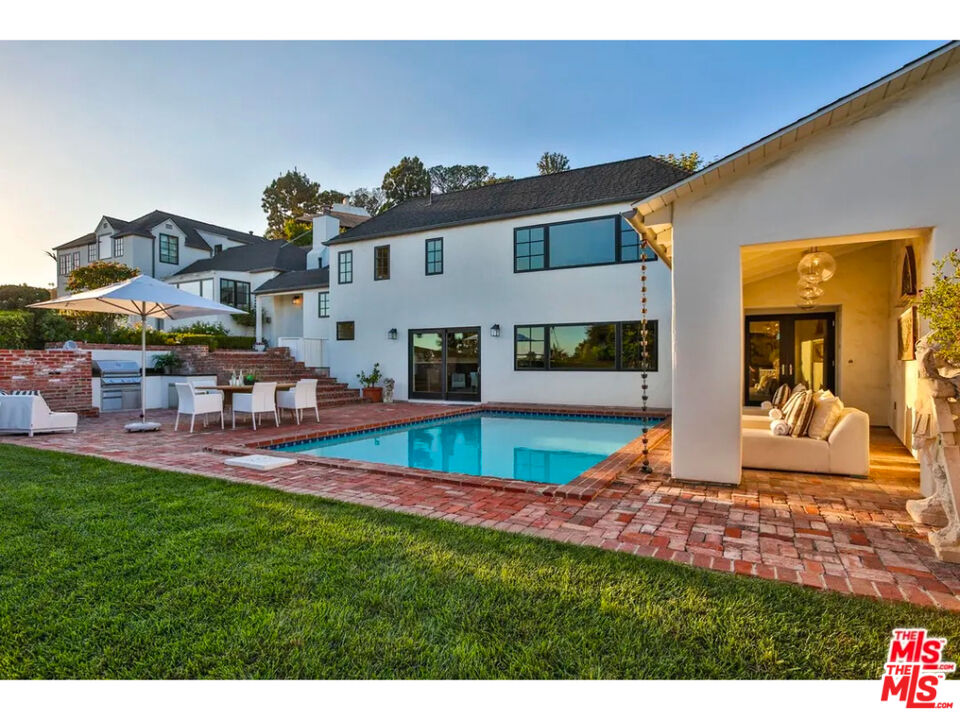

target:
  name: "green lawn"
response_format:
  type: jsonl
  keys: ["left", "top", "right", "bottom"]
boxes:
{"left": 0, "top": 445, "right": 957, "bottom": 679}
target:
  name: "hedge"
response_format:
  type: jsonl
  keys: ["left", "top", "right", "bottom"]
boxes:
{"left": 0, "top": 311, "right": 32, "bottom": 349}
{"left": 174, "top": 334, "right": 255, "bottom": 351}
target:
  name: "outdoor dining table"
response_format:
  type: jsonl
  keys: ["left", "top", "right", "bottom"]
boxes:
{"left": 194, "top": 383, "right": 296, "bottom": 407}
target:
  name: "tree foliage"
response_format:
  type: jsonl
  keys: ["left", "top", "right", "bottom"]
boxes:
{"left": 349, "top": 187, "right": 386, "bottom": 216}
{"left": 917, "top": 249, "right": 960, "bottom": 365}
{"left": 65, "top": 261, "right": 139, "bottom": 293}
{"left": 537, "top": 152, "right": 570, "bottom": 175}
{"left": 483, "top": 174, "right": 514, "bottom": 186}
{"left": 656, "top": 152, "right": 704, "bottom": 172}
{"left": 261, "top": 168, "right": 322, "bottom": 239}
{"left": 0, "top": 284, "right": 50, "bottom": 310}
{"left": 428, "top": 164, "right": 494, "bottom": 194}
{"left": 381, "top": 156, "right": 430, "bottom": 211}
{"left": 318, "top": 189, "right": 347, "bottom": 206}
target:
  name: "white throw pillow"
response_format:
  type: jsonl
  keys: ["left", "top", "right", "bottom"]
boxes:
{"left": 807, "top": 391, "right": 844, "bottom": 440}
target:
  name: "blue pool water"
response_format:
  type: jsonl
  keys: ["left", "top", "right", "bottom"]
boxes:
{"left": 273, "top": 412, "right": 658, "bottom": 485}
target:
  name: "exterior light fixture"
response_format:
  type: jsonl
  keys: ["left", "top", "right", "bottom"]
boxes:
{"left": 387, "top": 328, "right": 398, "bottom": 340}
{"left": 490, "top": 324, "right": 501, "bottom": 338}
{"left": 291, "top": 294, "right": 303, "bottom": 306}
{"left": 797, "top": 249, "right": 837, "bottom": 283}
{"left": 796, "top": 279, "right": 824, "bottom": 300}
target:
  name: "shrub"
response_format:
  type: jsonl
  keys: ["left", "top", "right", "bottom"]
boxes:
{"left": 0, "top": 285, "right": 50, "bottom": 310}
{"left": 0, "top": 310, "right": 32, "bottom": 349}
{"left": 175, "top": 320, "right": 230, "bottom": 336}
{"left": 917, "top": 249, "right": 960, "bottom": 365}
{"left": 208, "top": 335, "right": 256, "bottom": 350}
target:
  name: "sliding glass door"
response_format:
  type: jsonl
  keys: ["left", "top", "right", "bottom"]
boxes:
{"left": 409, "top": 327, "right": 481, "bottom": 401}
{"left": 745, "top": 312, "right": 836, "bottom": 406}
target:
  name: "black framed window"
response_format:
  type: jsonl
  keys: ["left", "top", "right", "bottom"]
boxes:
{"left": 318, "top": 291, "right": 329, "bottom": 318}
{"left": 425, "top": 237, "right": 443, "bottom": 275}
{"left": 87, "top": 244, "right": 98, "bottom": 262}
{"left": 514, "top": 227, "right": 545, "bottom": 272}
{"left": 58, "top": 253, "right": 69, "bottom": 276}
{"left": 219, "top": 278, "right": 251, "bottom": 312}
{"left": 514, "top": 215, "right": 656, "bottom": 273}
{"left": 158, "top": 233, "right": 179, "bottom": 264}
{"left": 336, "top": 321, "right": 355, "bottom": 341}
{"left": 514, "top": 320, "right": 658, "bottom": 372}
{"left": 374, "top": 245, "right": 390, "bottom": 280}
{"left": 112, "top": 237, "right": 124, "bottom": 257}
{"left": 338, "top": 250, "right": 353, "bottom": 284}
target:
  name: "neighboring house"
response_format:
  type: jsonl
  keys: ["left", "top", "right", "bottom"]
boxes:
{"left": 52, "top": 210, "right": 269, "bottom": 297}
{"left": 317, "top": 156, "right": 690, "bottom": 406}
{"left": 625, "top": 41, "right": 960, "bottom": 487}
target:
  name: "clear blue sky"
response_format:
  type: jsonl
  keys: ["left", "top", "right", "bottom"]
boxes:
{"left": 0, "top": 40, "right": 943, "bottom": 287}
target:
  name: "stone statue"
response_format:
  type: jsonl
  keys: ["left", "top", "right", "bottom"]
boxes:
{"left": 382, "top": 377, "right": 395, "bottom": 404}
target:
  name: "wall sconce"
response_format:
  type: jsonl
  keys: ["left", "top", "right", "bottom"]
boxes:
{"left": 490, "top": 324, "right": 501, "bottom": 338}
{"left": 387, "top": 328, "right": 398, "bottom": 340}
{"left": 291, "top": 294, "right": 303, "bottom": 306}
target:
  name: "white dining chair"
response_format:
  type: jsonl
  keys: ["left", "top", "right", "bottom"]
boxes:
{"left": 276, "top": 378, "right": 319, "bottom": 424}
{"left": 174, "top": 382, "right": 224, "bottom": 432}
{"left": 232, "top": 381, "right": 279, "bottom": 430}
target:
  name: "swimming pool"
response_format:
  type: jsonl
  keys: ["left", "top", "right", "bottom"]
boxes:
{"left": 272, "top": 412, "right": 659, "bottom": 485}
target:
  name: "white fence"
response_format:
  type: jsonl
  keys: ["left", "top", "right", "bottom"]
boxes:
{"left": 277, "top": 337, "right": 326, "bottom": 368}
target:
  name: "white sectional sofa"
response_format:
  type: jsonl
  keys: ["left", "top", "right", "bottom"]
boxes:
{"left": 0, "top": 395, "right": 78, "bottom": 437}
{"left": 741, "top": 407, "right": 870, "bottom": 477}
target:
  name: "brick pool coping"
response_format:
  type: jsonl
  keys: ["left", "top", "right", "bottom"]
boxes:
{"left": 205, "top": 402, "right": 671, "bottom": 500}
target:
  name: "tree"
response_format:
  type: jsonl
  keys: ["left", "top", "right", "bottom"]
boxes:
{"left": 65, "top": 261, "right": 140, "bottom": 338}
{"left": 381, "top": 156, "right": 430, "bottom": 211}
{"left": 0, "top": 284, "right": 50, "bottom": 310}
{"left": 349, "top": 187, "right": 386, "bottom": 216}
{"left": 656, "top": 152, "right": 704, "bottom": 172}
{"left": 261, "top": 168, "right": 322, "bottom": 239}
{"left": 537, "top": 152, "right": 570, "bottom": 175}
{"left": 428, "top": 164, "right": 493, "bottom": 194}
{"left": 482, "top": 174, "right": 514, "bottom": 186}
{"left": 318, "top": 189, "right": 347, "bottom": 206}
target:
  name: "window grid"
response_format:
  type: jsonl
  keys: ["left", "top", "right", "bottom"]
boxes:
{"left": 425, "top": 238, "right": 443, "bottom": 275}
{"left": 374, "top": 245, "right": 390, "bottom": 280}
{"left": 514, "top": 215, "right": 656, "bottom": 273}
{"left": 158, "top": 233, "right": 179, "bottom": 264}
{"left": 87, "top": 244, "right": 98, "bottom": 262}
{"left": 513, "top": 227, "right": 545, "bottom": 272}
{"left": 336, "top": 321, "right": 355, "bottom": 341}
{"left": 219, "top": 278, "right": 251, "bottom": 312}
{"left": 514, "top": 320, "right": 658, "bottom": 372}
{"left": 318, "top": 291, "right": 330, "bottom": 318}
{"left": 338, "top": 250, "right": 353, "bottom": 284}
{"left": 112, "top": 237, "right": 124, "bottom": 258}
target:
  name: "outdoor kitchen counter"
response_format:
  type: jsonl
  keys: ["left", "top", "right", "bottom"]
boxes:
{"left": 92, "top": 374, "right": 218, "bottom": 412}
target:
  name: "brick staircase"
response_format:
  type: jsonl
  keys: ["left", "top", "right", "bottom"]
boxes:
{"left": 178, "top": 346, "right": 361, "bottom": 408}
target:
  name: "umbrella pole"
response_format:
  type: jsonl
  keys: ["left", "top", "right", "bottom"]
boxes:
{"left": 140, "top": 311, "right": 147, "bottom": 422}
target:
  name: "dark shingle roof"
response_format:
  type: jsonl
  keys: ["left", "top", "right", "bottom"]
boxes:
{"left": 174, "top": 240, "right": 307, "bottom": 276}
{"left": 55, "top": 232, "right": 96, "bottom": 251}
{"left": 254, "top": 267, "right": 329, "bottom": 295}
{"left": 55, "top": 211, "right": 269, "bottom": 252}
{"left": 327, "top": 156, "right": 692, "bottom": 245}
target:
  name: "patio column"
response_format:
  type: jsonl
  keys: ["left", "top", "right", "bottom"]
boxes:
{"left": 255, "top": 295, "right": 263, "bottom": 343}
{"left": 670, "top": 229, "right": 743, "bottom": 485}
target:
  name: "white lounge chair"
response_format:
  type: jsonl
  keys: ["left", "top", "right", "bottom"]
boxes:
{"left": 232, "top": 382, "right": 279, "bottom": 430}
{"left": 0, "top": 394, "right": 78, "bottom": 437}
{"left": 276, "top": 378, "right": 319, "bottom": 424}
{"left": 174, "top": 382, "right": 224, "bottom": 432}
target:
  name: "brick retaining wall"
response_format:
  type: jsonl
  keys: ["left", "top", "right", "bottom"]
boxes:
{"left": 0, "top": 349, "right": 98, "bottom": 416}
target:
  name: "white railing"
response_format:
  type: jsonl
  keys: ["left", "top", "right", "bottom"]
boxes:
{"left": 277, "top": 337, "right": 326, "bottom": 368}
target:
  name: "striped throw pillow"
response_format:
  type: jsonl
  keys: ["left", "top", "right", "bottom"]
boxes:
{"left": 771, "top": 383, "right": 792, "bottom": 409}
{"left": 9, "top": 390, "right": 40, "bottom": 396}
{"left": 785, "top": 390, "right": 816, "bottom": 438}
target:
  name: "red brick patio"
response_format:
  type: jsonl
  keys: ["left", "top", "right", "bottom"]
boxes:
{"left": 4, "top": 401, "right": 959, "bottom": 611}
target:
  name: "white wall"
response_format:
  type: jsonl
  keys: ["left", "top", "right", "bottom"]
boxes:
{"left": 327, "top": 201, "right": 672, "bottom": 406}
{"left": 666, "top": 63, "right": 960, "bottom": 484}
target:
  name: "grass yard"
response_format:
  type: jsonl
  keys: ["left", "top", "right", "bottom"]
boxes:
{"left": 0, "top": 444, "right": 957, "bottom": 679}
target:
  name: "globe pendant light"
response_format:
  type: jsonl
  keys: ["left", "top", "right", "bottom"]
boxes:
{"left": 796, "top": 296, "right": 816, "bottom": 310}
{"left": 797, "top": 279, "right": 824, "bottom": 300}
{"left": 798, "top": 249, "right": 837, "bottom": 282}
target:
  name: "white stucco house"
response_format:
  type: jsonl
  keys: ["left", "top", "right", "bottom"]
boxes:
{"left": 310, "top": 157, "right": 690, "bottom": 407}
{"left": 624, "top": 40, "right": 960, "bottom": 488}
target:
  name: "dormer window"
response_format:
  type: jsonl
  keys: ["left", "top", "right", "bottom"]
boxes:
{"left": 159, "top": 234, "right": 179, "bottom": 264}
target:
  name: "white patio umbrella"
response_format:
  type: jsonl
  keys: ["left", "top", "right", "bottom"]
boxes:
{"left": 30, "top": 274, "right": 245, "bottom": 431}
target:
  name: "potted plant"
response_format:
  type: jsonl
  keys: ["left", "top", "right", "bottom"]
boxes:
{"left": 916, "top": 249, "right": 960, "bottom": 366}
{"left": 357, "top": 363, "right": 384, "bottom": 402}
{"left": 243, "top": 369, "right": 259, "bottom": 385}
{"left": 152, "top": 352, "right": 183, "bottom": 375}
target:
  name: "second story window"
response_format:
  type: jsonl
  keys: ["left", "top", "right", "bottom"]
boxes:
{"left": 159, "top": 233, "right": 179, "bottom": 264}
{"left": 87, "top": 244, "right": 98, "bottom": 262}
{"left": 338, "top": 250, "right": 353, "bottom": 284}
{"left": 318, "top": 291, "right": 330, "bottom": 318}
{"left": 219, "top": 278, "right": 251, "bottom": 312}
{"left": 58, "top": 253, "right": 69, "bottom": 277}
{"left": 374, "top": 245, "right": 390, "bottom": 280}
{"left": 112, "top": 237, "right": 124, "bottom": 258}
{"left": 425, "top": 237, "right": 443, "bottom": 275}
{"left": 514, "top": 215, "right": 655, "bottom": 273}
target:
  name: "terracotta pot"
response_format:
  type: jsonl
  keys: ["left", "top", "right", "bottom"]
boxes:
{"left": 362, "top": 386, "right": 383, "bottom": 403}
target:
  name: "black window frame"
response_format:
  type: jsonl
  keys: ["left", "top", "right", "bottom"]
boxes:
{"left": 112, "top": 237, "right": 124, "bottom": 258}
{"left": 158, "top": 233, "right": 179, "bottom": 265}
{"left": 336, "top": 321, "right": 355, "bottom": 341}
{"left": 87, "top": 243, "right": 98, "bottom": 262}
{"left": 338, "top": 250, "right": 353, "bottom": 284}
{"left": 318, "top": 291, "right": 330, "bottom": 318}
{"left": 513, "top": 320, "right": 658, "bottom": 372}
{"left": 219, "top": 278, "right": 251, "bottom": 312}
{"left": 374, "top": 245, "right": 390, "bottom": 281}
{"left": 513, "top": 214, "right": 657, "bottom": 273}
{"left": 58, "top": 253, "right": 69, "bottom": 276}
{"left": 425, "top": 237, "right": 444, "bottom": 275}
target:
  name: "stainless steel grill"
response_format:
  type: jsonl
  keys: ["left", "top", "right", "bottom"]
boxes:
{"left": 93, "top": 359, "right": 142, "bottom": 412}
